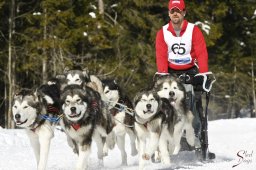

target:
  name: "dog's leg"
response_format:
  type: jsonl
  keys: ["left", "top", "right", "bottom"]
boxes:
{"left": 144, "top": 132, "right": 159, "bottom": 159}
{"left": 138, "top": 137, "right": 146, "bottom": 170}
{"left": 115, "top": 124, "right": 127, "bottom": 165}
{"left": 116, "top": 134, "right": 128, "bottom": 165}
{"left": 26, "top": 130, "right": 40, "bottom": 165}
{"left": 126, "top": 128, "right": 138, "bottom": 156}
{"left": 135, "top": 124, "right": 147, "bottom": 170}
{"left": 37, "top": 124, "right": 54, "bottom": 170}
{"left": 185, "top": 111, "right": 195, "bottom": 146}
{"left": 172, "top": 122, "right": 184, "bottom": 155}
{"left": 159, "top": 129, "right": 171, "bottom": 164}
{"left": 106, "top": 130, "right": 116, "bottom": 150}
{"left": 76, "top": 144, "right": 91, "bottom": 170}
{"left": 93, "top": 130, "right": 104, "bottom": 161}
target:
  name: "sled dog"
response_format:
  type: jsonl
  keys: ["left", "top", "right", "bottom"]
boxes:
{"left": 154, "top": 75, "right": 197, "bottom": 164}
{"left": 56, "top": 67, "right": 105, "bottom": 100}
{"left": 59, "top": 84, "right": 115, "bottom": 169}
{"left": 133, "top": 89, "right": 172, "bottom": 170}
{"left": 102, "top": 79, "right": 138, "bottom": 165}
{"left": 12, "top": 81, "right": 61, "bottom": 170}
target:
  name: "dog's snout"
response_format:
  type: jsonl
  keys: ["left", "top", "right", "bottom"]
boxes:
{"left": 146, "top": 104, "right": 151, "bottom": 110}
{"left": 70, "top": 107, "right": 76, "bottom": 112}
{"left": 15, "top": 114, "right": 21, "bottom": 120}
{"left": 169, "top": 91, "right": 175, "bottom": 97}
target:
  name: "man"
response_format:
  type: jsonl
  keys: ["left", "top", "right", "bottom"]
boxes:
{"left": 155, "top": 0, "right": 215, "bottom": 160}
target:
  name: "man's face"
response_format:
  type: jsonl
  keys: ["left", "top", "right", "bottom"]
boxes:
{"left": 169, "top": 8, "right": 186, "bottom": 25}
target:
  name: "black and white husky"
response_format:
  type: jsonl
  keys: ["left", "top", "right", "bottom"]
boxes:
{"left": 57, "top": 67, "right": 105, "bottom": 100}
{"left": 12, "top": 81, "right": 61, "bottom": 170}
{"left": 59, "top": 84, "right": 115, "bottom": 169}
{"left": 133, "top": 89, "right": 172, "bottom": 170}
{"left": 102, "top": 79, "right": 138, "bottom": 165}
{"left": 154, "top": 75, "right": 197, "bottom": 164}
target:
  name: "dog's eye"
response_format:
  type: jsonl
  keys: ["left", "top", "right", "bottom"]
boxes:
{"left": 76, "top": 99, "right": 81, "bottom": 103}
{"left": 65, "top": 100, "right": 70, "bottom": 104}
{"left": 75, "top": 79, "right": 80, "bottom": 82}
{"left": 173, "top": 87, "right": 177, "bottom": 89}
{"left": 105, "top": 90, "right": 110, "bottom": 94}
{"left": 150, "top": 99, "right": 155, "bottom": 102}
{"left": 164, "top": 87, "right": 168, "bottom": 90}
{"left": 23, "top": 106, "right": 28, "bottom": 109}
{"left": 141, "top": 99, "right": 147, "bottom": 102}
{"left": 13, "top": 105, "right": 17, "bottom": 109}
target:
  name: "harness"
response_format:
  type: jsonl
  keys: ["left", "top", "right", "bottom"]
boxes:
{"left": 106, "top": 99, "right": 135, "bottom": 128}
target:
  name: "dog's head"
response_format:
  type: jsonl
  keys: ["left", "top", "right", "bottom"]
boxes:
{"left": 133, "top": 90, "right": 160, "bottom": 120}
{"left": 154, "top": 75, "right": 186, "bottom": 106}
{"left": 12, "top": 89, "right": 40, "bottom": 127}
{"left": 64, "top": 67, "right": 90, "bottom": 86}
{"left": 102, "top": 79, "right": 120, "bottom": 105}
{"left": 61, "top": 85, "right": 98, "bottom": 122}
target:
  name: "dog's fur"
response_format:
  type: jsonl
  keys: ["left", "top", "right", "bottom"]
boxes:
{"left": 56, "top": 67, "right": 106, "bottom": 100}
{"left": 102, "top": 79, "right": 138, "bottom": 165}
{"left": 154, "top": 75, "right": 196, "bottom": 164}
{"left": 59, "top": 84, "right": 115, "bottom": 169}
{"left": 133, "top": 89, "right": 173, "bottom": 170}
{"left": 12, "top": 81, "right": 61, "bottom": 170}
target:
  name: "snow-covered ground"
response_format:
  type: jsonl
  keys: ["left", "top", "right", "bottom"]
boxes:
{"left": 0, "top": 118, "right": 255, "bottom": 170}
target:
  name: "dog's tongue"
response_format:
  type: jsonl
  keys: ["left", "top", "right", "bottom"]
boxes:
{"left": 169, "top": 98, "right": 176, "bottom": 105}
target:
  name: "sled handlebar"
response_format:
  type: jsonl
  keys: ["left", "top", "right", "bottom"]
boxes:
{"left": 194, "top": 72, "right": 216, "bottom": 92}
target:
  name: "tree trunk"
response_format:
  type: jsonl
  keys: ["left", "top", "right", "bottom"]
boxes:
{"left": 98, "top": 0, "right": 104, "bottom": 15}
{"left": 251, "top": 61, "right": 256, "bottom": 117}
{"left": 7, "top": 0, "right": 15, "bottom": 129}
{"left": 42, "top": 8, "right": 47, "bottom": 84}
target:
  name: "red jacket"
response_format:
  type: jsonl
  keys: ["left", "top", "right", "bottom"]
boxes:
{"left": 155, "top": 20, "right": 208, "bottom": 73}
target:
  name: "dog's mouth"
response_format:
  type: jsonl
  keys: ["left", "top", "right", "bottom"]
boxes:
{"left": 68, "top": 112, "right": 81, "bottom": 118}
{"left": 143, "top": 109, "right": 154, "bottom": 114}
{"left": 169, "top": 98, "right": 177, "bottom": 105}
{"left": 15, "top": 119, "right": 28, "bottom": 126}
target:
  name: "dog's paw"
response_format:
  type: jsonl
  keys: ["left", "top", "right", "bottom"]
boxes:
{"left": 142, "top": 153, "right": 150, "bottom": 160}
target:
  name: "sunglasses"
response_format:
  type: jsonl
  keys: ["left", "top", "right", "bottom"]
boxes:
{"left": 169, "top": 8, "right": 183, "bottom": 14}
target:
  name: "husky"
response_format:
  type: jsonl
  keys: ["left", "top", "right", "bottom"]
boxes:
{"left": 59, "top": 84, "right": 115, "bottom": 170}
{"left": 154, "top": 75, "right": 197, "bottom": 164}
{"left": 12, "top": 81, "right": 61, "bottom": 170}
{"left": 56, "top": 67, "right": 105, "bottom": 100}
{"left": 102, "top": 79, "right": 138, "bottom": 165}
{"left": 133, "top": 89, "right": 173, "bottom": 170}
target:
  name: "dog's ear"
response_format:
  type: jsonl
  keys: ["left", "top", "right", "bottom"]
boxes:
{"left": 133, "top": 92, "right": 143, "bottom": 106}
{"left": 82, "top": 68, "right": 90, "bottom": 79}
{"left": 63, "top": 67, "right": 70, "bottom": 74}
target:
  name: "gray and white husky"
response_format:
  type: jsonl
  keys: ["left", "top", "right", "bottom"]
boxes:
{"left": 133, "top": 89, "right": 172, "bottom": 170}
{"left": 154, "top": 75, "right": 197, "bottom": 164}
{"left": 12, "top": 81, "right": 61, "bottom": 170}
{"left": 102, "top": 79, "right": 138, "bottom": 165}
{"left": 59, "top": 84, "right": 115, "bottom": 170}
{"left": 56, "top": 67, "right": 105, "bottom": 100}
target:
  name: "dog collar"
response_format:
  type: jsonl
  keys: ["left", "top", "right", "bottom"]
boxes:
{"left": 71, "top": 123, "right": 81, "bottom": 131}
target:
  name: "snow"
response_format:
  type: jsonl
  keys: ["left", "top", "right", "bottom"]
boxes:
{"left": 0, "top": 118, "right": 256, "bottom": 170}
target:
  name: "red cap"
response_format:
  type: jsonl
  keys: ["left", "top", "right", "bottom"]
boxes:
{"left": 168, "top": 0, "right": 185, "bottom": 11}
